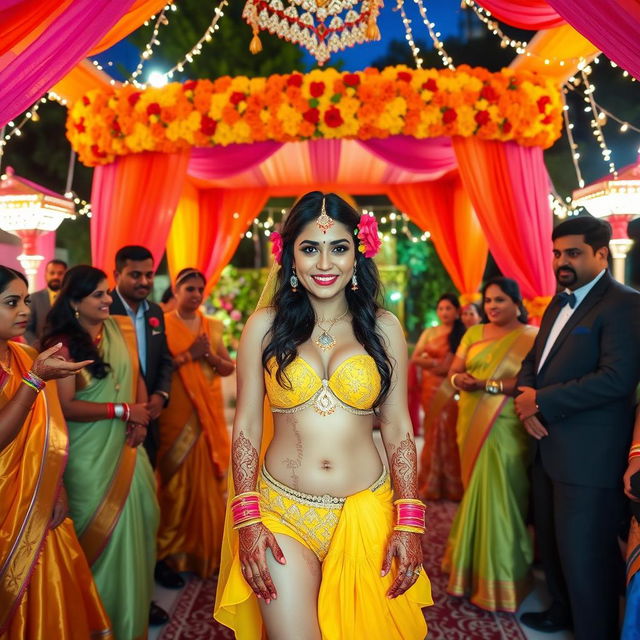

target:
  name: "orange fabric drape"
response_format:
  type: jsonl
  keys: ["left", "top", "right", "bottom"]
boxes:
{"left": 166, "top": 182, "right": 269, "bottom": 292}
{"left": 388, "top": 175, "right": 488, "bottom": 297}
{"left": 453, "top": 137, "right": 555, "bottom": 320}
{"left": 91, "top": 151, "right": 190, "bottom": 280}
{"left": 50, "top": 59, "right": 113, "bottom": 105}
{"left": 87, "top": 0, "right": 168, "bottom": 55}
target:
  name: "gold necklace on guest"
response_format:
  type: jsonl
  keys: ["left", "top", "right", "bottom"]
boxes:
{"left": 314, "top": 309, "right": 349, "bottom": 351}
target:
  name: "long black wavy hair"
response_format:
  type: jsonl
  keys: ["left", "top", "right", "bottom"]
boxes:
{"left": 0, "top": 265, "right": 28, "bottom": 294}
{"left": 437, "top": 293, "right": 466, "bottom": 353}
{"left": 481, "top": 277, "right": 528, "bottom": 324}
{"left": 262, "top": 191, "right": 393, "bottom": 410}
{"left": 42, "top": 265, "right": 111, "bottom": 379}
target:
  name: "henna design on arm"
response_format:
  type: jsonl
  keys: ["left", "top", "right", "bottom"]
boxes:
{"left": 232, "top": 430, "right": 260, "bottom": 494}
{"left": 388, "top": 432, "right": 418, "bottom": 499}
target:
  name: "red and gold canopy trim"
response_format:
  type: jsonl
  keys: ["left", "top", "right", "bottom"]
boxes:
{"left": 67, "top": 65, "right": 563, "bottom": 167}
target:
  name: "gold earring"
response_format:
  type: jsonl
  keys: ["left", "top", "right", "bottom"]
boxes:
{"left": 74, "top": 308, "right": 80, "bottom": 319}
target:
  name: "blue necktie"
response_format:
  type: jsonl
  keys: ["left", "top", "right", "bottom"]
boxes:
{"left": 557, "top": 291, "right": 577, "bottom": 309}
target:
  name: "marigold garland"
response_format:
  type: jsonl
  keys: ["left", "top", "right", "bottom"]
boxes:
{"left": 67, "top": 65, "right": 563, "bottom": 167}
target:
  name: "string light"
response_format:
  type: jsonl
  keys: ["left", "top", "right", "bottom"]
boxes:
{"left": 128, "top": 6, "right": 170, "bottom": 84}
{"left": 561, "top": 91, "right": 585, "bottom": 189}
{"left": 0, "top": 98, "right": 48, "bottom": 153}
{"left": 411, "top": 0, "right": 455, "bottom": 70}
{"left": 395, "top": 0, "right": 424, "bottom": 69}
{"left": 163, "top": 0, "right": 229, "bottom": 81}
{"left": 580, "top": 67, "right": 617, "bottom": 176}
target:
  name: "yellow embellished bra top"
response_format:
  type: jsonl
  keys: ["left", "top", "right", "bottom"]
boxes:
{"left": 265, "top": 354, "right": 381, "bottom": 416}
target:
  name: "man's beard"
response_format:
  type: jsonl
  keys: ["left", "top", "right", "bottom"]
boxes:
{"left": 555, "top": 266, "right": 577, "bottom": 287}
{"left": 48, "top": 279, "right": 62, "bottom": 291}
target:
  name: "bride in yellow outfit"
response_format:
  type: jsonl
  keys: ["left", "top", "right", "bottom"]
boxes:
{"left": 215, "top": 192, "right": 432, "bottom": 639}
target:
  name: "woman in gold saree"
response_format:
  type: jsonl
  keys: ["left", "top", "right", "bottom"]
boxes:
{"left": 156, "top": 268, "right": 234, "bottom": 578}
{"left": 0, "top": 265, "right": 112, "bottom": 639}
{"left": 412, "top": 293, "right": 465, "bottom": 501}
{"left": 43, "top": 265, "right": 160, "bottom": 640}
{"left": 443, "top": 277, "right": 537, "bottom": 612}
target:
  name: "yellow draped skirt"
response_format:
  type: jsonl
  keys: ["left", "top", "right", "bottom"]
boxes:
{"left": 214, "top": 470, "right": 433, "bottom": 639}
{"left": 0, "top": 519, "right": 112, "bottom": 640}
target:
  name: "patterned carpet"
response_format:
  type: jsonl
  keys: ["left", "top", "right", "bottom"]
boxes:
{"left": 158, "top": 500, "right": 526, "bottom": 640}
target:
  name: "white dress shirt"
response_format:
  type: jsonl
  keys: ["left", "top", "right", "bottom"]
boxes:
{"left": 537, "top": 269, "right": 606, "bottom": 373}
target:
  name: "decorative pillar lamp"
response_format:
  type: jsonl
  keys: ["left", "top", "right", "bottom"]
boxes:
{"left": 572, "top": 157, "right": 640, "bottom": 284}
{"left": 0, "top": 167, "right": 75, "bottom": 290}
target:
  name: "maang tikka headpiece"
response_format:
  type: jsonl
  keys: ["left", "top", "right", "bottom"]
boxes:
{"left": 315, "top": 197, "right": 334, "bottom": 233}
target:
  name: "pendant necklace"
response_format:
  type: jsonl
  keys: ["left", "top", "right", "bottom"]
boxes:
{"left": 314, "top": 309, "right": 349, "bottom": 351}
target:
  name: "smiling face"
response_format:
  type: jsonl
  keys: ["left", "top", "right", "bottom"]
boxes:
{"left": 436, "top": 299, "right": 459, "bottom": 326}
{"left": 75, "top": 279, "right": 112, "bottom": 324}
{"left": 114, "top": 258, "right": 154, "bottom": 304}
{"left": 293, "top": 218, "right": 356, "bottom": 301}
{"left": 174, "top": 275, "right": 205, "bottom": 313}
{"left": 483, "top": 284, "right": 519, "bottom": 327}
{"left": 0, "top": 278, "right": 30, "bottom": 340}
{"left": 552, "top": 234, "right": 608, "bottom": 291}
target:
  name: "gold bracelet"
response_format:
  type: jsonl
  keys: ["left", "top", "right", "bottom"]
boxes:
{"left": 234, "top": 517, "right": 262, "bottom": 530}
{"left": 450, "top": 374, "right": 462, "bottom": 391}
{"left": 394, "top": 525, "right": 426, "bottom": 534}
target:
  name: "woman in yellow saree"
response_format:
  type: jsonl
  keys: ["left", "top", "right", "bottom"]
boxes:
{"left": 43, "top": 265, "right": 160, "bottom": 640}
{"left": 156, "top": 268, "right": 234, "bottom": 578}
{"left": 0, "top": 266, "right": 112, "bottom": 639}
{"left": 443, "top": 277, "right": 537, "bottom": 612}
{"left": 412, "top": 293, "right": 465, "bottom": 501}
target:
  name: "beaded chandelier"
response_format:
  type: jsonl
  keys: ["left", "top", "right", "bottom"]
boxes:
{"left": 243, "top": 0, "right": 382, "bottom": 66}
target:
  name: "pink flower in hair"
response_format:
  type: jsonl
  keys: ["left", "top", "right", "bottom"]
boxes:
{"left": 356, "top": 214, "right": 381, "bottom": 258}
{"left": 271, "top": 231, "right": 283, "bottom": 265}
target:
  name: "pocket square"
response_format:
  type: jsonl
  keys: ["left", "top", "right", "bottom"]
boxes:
{"left": 571, "top": 326, "right": 591, "bottom": 335}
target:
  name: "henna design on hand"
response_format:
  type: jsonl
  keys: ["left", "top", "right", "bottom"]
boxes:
{"left": 389, "top": 432, "right": 418, "bottom": 498}
{"left": 232, "top": 430, "right": 259, "bottom": 493}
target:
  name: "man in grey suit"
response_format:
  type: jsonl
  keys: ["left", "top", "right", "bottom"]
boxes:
{"left": 25, "top": 259, "right": 67, "bottom": 348}
{"left": 516, "top": 216, "right": 640, "bottom": 639}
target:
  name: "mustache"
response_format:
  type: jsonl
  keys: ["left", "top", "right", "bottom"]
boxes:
{"left": 555, "top": 266, "right": 576, "bottom": 276}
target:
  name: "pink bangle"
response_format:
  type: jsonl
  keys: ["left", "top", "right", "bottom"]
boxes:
{"left": 231, "top": 492, "right": 262, "bottom": 529}
{"left": 394, "top": 499, "right": 426, "bottom": 533}
{"left": 22, "top": 370, "right": 46, "bottom": 393}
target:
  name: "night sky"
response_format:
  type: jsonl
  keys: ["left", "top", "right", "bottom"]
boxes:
{"left": 94, "top": 2, "right": 463, "bottom": 81}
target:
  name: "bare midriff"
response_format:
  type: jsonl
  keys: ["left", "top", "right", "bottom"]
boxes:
{"left": 264, "top": 408, "right": 384, "bottom": 497}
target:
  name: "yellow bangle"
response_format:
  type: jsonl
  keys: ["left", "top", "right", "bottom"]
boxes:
{"left": 393, "top": 498, "right": 426, "bottom": 506}
{"left": 450, "top": 374, "right": 462, "bottom": 391}
{"left": 234, "top": 518, "right": 262, "bottom": 530}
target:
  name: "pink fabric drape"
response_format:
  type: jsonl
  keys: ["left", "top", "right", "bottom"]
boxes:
{"left": 453, "top": 137, "right": 555, "bottom": 304}
{"left": 358, "top": 136, "right": 457, "bottom": 175}
{"left": 91, "top": 151, "right": 190, "bottom": 279}
{"left": 475, "top": 0, "right": 565, "bottom": 29}
{"left": 546, "top": 0, "right": 640, "bottom": 80}
{"left": 0, "top": 0, "right": 136, "bottom": 127}
{"left": 188, "top": 142, "right": 282, "bottom": 180}
{"left": 309, "top": 139, "right": 342, "bottom": 184}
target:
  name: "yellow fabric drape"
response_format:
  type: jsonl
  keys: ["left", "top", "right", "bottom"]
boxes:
{"left": 388, "top": 174, "right": 487, "bottom": 297}
{"left": 0, "top": 343, "right": 112, "bottom": 639}
{"left": 166, "top": 182, "right": 269, "bottom": 294}
{"left": 510, "top": 23, "right": 599, "bottom": 82}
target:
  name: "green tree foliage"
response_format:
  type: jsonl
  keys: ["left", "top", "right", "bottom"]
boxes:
{"left": 127, "top": 1, "right": 306, "bottom": 80}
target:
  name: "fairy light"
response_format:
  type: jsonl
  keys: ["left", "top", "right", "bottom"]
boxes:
{"left": 0, "top": 99, "right": 47, "bottom": 152}
{"left": 396, "top": 0, "right": 423, "bottom": 69}
{"left": 580, "top": 68, "right": 617, "bottom": 176}
{"left": 411, "top": 0, "right": 455, "bottom": 70}
{"left": 562, "top": 91, "right": 585, "bottom": 189}
{"left": 128, "top": 6, "right": 170, "bottom": 84}
{"left": 163, "top": 0, "right": 229, "bottom": 81}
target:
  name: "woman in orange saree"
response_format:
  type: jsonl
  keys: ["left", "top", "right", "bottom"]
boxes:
{"left": 156, "top": 268, "right": 235, "bottom": 577}
{"left": 413, "top": 293, "right": 465, "bottom": 501}
{"left": 0, "top": 266, "right": 112, "bottom": 640}
{"left": 443, "top": 278, "right": 537, "bottom": 612}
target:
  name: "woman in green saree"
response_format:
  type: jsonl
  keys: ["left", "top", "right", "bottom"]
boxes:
{"left": 443, "top": 277, "right": 537, "bottom": 612}
{"left": 42, "top": 265, "right": 160, "bottom": 640}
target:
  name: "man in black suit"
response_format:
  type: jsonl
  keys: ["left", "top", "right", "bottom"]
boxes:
{"left": 25, "top": 259, "right": 66, "bottom": 347}
{"left": 110, "top": 245, "right": 183, "bottom": 624}
{"left": 516, "top": 216, "right": 640, "bottom": 639}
